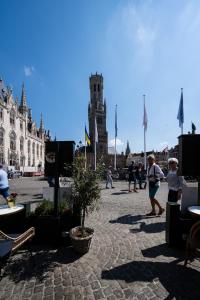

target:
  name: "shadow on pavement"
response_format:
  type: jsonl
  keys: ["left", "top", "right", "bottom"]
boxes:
{"left": 130, "top": 221, "right": 166, "bottom": 234}
{"left": 2, "top": 245, "right": 82, "bottom": 283}
{"left": 111, "top": 192, "right": 128, "bottom": 195}
{"left": 141, "top": 243, "right": 184, "bottom": 259}
{"left": 102, "top": 260, "right": 200, "bottom": 300}
{"left": 109, "top": 214, "right": 147, "bottom": 224}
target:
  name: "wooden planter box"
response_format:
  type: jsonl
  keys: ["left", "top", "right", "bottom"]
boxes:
{"left": 25, "top": 208, "right": 81, "bottom": 245}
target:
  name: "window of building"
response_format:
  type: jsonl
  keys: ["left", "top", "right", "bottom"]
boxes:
{"left": 0, "top": 150, "right": 4, "bottom": 164}
{"left": 32, "top": 142, "right": 35, "bottom": 155}
{"left": 0, "top": 128, "right": 4, "bottom": 146}
{"left": 37, "top": 144, "right": 39, "bottom": 158}
{"left": 20, "top": 136, "right": 24, "bottom": 152}
{"left": 28, "top": 156, "right": 31, "bottom": 167}
{"left": 94, "top": 84, "right": 96, "bottom": 92}
{"left": 97, "top": 116, "right": 102, "bottom": 124}
{"left": 10, "top": 131, "right": 16, "bottom": 151}
{"left": 40, "top": 145, "right": 42, "bottom": 158}
{"left": 20, "top": 121, "right": 23, "bottom": 131}
{"left": 98, "top": 84, "right": 100, "bottom": 92}
{"left": 0, "top": 108, "right": 3, "bottom": 120}
{"left": 10, "top": 109, "right": 15, "bottom": 126}
{"left": 28, "top": 140, "right": 31, "bottom": 154}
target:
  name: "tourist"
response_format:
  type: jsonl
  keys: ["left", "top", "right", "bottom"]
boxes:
{"left": 146, "top": 154, "right": 164, "bottom": 216}
{"left": 128, "top": 161, "right": 138, "bottom": 192}
{"left": 166, "top": 157, "right": 186, "bottom": 202}
{"left": 106, "top": 166, "right": 114, "bottom": 189}
{"left": 0, "top": 164, "right": 10, "bottom": 200}
{"left": 135, "top": 162, "right": 143, "bottom": 189}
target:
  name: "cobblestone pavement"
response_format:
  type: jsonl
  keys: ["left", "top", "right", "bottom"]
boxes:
{"left": 0, "top": 179, "right": 200, "bottom": 300}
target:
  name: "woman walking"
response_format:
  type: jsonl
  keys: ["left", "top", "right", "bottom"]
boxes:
{"left": 146, "top": 154, "right": 165, "bottom": 216}
{"left": 166, "top": 158, "right": 186, "bottom": 202}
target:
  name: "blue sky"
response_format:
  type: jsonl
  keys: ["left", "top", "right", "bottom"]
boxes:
{"left": 1, "top": 0, "right": 200, "bottom": 153}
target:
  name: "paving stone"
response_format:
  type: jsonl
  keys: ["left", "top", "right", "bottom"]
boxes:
{"left": 1, "top": 179, "right": 200, "bottom": 300}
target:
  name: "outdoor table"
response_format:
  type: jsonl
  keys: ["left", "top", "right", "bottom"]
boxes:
{"left": 188, "top": 206, "right": 200, "bottom": 218}
{"left": 0, "top": 204, "right": 24, "bottom": 216}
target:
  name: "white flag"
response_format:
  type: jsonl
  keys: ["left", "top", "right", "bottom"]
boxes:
{"left": 95, "top": 117, "right": 98, "bottom": 142}
{"left": 143, "top": 101, "right": 148, "bottom": 130}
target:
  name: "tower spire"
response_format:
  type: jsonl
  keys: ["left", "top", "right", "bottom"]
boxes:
{"left": 21, "top": 83, "right": 27, "bottom": 107}
{"left": 19, "top": 83, "right": 27, "bottom": 115}
{"left": 39, "top": 113, "right": 44, "bottom": 132}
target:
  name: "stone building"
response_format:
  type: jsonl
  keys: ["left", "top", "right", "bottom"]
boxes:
{"left": 88, "top": 73, "right": 108, "bottom": 155}
{"left": 0, "top": 78, "right": 50, "bottom": 172}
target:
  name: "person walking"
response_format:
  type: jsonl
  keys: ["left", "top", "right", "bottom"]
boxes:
{"left": 135, "top": 162, "right": 143, "bottom": 189}
{"left": 128, "top": 161, "right": 138, "bottom": 192}
{"left": 106, "top": 166, "right": 114, "bottom": 189}
{"left": 0, "top": 164, "right": 10, "bottom": 200}
{"left": 146, "top": 154, "right": 164, "bottom": 216}
{"left": 166, "top": 158, "right": 186, "bottom": 202}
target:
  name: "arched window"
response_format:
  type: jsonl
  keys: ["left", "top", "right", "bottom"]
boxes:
{"left": 20, "top": 136, "right": 24, "bottom": 152}
{"left": 40, "top": 145, "right": 42, "bottom": 158}
{"left": 10, "top": 131, "right": 16, "bottom": 151}
{"left": 32, "top": 142, "right": 35, "bottom": 167}
{"left": 28, "top": 140, "right": 31, "bottom": 154}
{"left": 0, "top": 108, "right": 4, "bottom": 121}
{"left": 0, "top": 127, "right": 4, "bottom": 146}
{"left": 0, "top": 149, "right": 4, "bottom": 164}
{"left": 10, "top": 109, "right": 15, "bottom": 126}
{"left": 37, "top": 144, "right": 39, "bottom": 158}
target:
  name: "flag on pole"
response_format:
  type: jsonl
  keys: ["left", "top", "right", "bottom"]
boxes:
{"left": 177, "top": 89, "right": 184, "bottom": 128}
{"left": 143, "top": 100, "right": 148, "bottom": 130}
{"left": 85, "top": 126, "right": 91, "bottom": 146}
{"left": 115, "top": 104, "right": 118, "bottom": 138}
{"left": 95, "top": 117, "right": 98, "bottom": 142}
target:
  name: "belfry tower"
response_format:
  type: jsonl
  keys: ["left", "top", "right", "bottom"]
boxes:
{"left": 88, "top": 73, "right": 108, "bottom": 154}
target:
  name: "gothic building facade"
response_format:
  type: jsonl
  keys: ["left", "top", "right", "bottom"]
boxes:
{"left": 0, "top": 77, "right": 50, "bottom": 171}
{"left": 88, "top": 73, "right": 108, "bottom": 155}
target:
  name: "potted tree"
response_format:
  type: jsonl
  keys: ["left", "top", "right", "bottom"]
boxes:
{"left": 69, "top": 156, "right": 101, "bottom": 254}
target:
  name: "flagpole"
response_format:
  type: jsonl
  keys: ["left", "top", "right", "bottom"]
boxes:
{"left": 114, "top": 104, "right": 117, "bottom": 170}
{"left": 84, "top": 135, "right": 87, "bottom": 170}
{"left": 143, "top": 95, "right": 147, "bottom": 170}
{"left": 94, "top": 117, "right": 97, "bottom": 171}
{"left": 181, "top": 88, "right": 183, "bottom": 135}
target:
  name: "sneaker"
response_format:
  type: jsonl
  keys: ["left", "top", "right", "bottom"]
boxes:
{"left": 111, "top": 186, "right": 115, "bottom": 189}
{"left": 146, "top": 211, "right": 156, "bottom": 216}
{"left": 133, "top": 189, "right": 138, "bottom": 193}
{"left": 158, "top": 208, "right": 165, "bottom": 215}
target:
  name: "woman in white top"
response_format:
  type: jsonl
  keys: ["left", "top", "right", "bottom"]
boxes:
{"left": 146, "top": 154, "right": 165, "bottom": 216}
{"left": 166, "top": 158, "right": 186, "bottom": 202}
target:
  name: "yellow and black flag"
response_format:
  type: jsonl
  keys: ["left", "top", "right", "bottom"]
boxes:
{"left": 85, "top": 126, "right": 91, "bottom": 146}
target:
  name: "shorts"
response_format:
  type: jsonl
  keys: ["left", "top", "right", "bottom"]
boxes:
{"left": 0, "top": 187, "right": 9, "bottom": 199}
{"left": 149, "top": 185, "right": 159, "bottom": 198}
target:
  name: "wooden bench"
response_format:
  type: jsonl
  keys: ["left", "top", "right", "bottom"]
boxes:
{"left": 0, "top": 227, "right": 35, "bottom": 274}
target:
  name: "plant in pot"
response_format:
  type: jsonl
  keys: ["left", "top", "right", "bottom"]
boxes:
{"left": 69, "top": 156, "right": 101, "bottom": 254}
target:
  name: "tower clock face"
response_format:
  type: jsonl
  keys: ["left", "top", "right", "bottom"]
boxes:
{"left": 45, "top": 152, "right": 56, "bottom": 163}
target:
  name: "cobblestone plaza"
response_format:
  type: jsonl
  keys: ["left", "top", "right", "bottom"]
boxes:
{"left": 0, "top": 178, "right": 200, "bottom": 300}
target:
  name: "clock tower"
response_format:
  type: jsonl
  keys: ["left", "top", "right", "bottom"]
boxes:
{"left": 88, "top": 73, "right": 108, "bottom": 155}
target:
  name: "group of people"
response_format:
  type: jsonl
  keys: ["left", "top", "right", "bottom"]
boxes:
{"left": 105, "top": 154, "right": 186, "bottom": 217}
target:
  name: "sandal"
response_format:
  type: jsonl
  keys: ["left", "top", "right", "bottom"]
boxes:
{"left": 146, "top": 211, "right": 156, "bottom": 216}
{"left": 158, "top": 208, "right": 165, "bottom": 215}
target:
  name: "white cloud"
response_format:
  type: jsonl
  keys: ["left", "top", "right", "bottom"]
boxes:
{"left": 109, "top": 138, "right": 124, "bottom": 147}
{"left": 24, "top": 66, "right": 35, "bottom": 77}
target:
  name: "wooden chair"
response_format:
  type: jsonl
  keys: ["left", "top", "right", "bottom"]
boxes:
{"left": 0, "top": 227, "right": 35, "bottom": 273}
{"left": 184, "top": 220, "right": 200, "bottom": 266}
